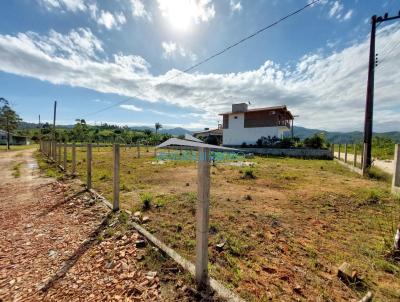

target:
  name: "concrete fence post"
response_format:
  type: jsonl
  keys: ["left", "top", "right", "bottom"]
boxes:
{"left": 362, "top": 143, "right": 368, "bottom": 176}
{"left": 353, "top": 145, "right": 357, "bottom": 167}
{"left": 137, "top": 142, "right": 141, "bottom": 158}
{"left": 392, "top": 144, "right": 400, "bottom": 194}
{"left": 63, "top": 143, "right": 67, "bottom": 171}
{"left": 72, "top": 143, "right": 76, "bottom": 175}
{"left": 344, "top": 144, "right": 348, "bottom": 163}
{"left": 338, "top": 144, "right": 341, "bottom": 160}
{"left": 196, "top": 147, "right": 210, "bottom": 290}
{"left": 360, "top": 144, "right": 364, "bottom": 171}
{"left": 113, "top": 144, "right": 120, "bottom": 211}
{"left": 58, "top": 143, "right": 62, "bottom": 165}
{"left": 51, "top": 141, "right": 55, "bottom": 161}
{"left": 87, "top": 143, "right": 92, "bottom": 190}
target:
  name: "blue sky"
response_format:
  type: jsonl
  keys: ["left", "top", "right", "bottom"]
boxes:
{"left": 0, "top": 0, "right": 399, "bottom": 131}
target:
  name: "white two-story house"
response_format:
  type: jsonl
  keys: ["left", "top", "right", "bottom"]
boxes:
{"left": 219, "top": 103, "right": 293, "bottom": 146}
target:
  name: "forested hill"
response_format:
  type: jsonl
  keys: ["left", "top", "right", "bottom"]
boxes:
{"left": 290, "top": 126, "right": 400, "bottom": 143}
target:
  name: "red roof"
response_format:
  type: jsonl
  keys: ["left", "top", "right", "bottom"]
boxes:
{"left": 219, "top": 105, "right": 293, "bottom": 119}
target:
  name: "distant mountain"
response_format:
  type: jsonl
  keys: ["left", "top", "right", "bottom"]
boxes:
{"left": 159, "top": 127, "right": 193, "bottom": 136}
{"left": 128, "top": 126, "right": 192, "bottom": 136}
{"left": 290, "top": 126, "right": 400, "bottom": 143}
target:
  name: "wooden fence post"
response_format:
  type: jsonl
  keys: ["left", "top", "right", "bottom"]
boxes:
{"left": 330, "top": 144, "right": 334, "bottom": 158}
{"left": 344, "top": 144, "right": 348, "bottom": 163}
{"left": 113, "top": 144, "right": 120, "bottom": 211}
{"left": 72, "top": 143, "right": 76, "bottom": 175}
{"left": 87, "top": 143, "right": 92, "bottom": 190}
{"left": 137, "top": 142, "right": 140, "bottom": 158}
{"left": 63, "top": 143, "right": 67, "bottom": 171}
{"left": 338, "top": 144, "right": 341, "bottom": 160}
{"left": 392, "top": 144, "right": 400, "bottom": 194}
{"left": 196, "top": 147, "right": 210, "bottom": 290}
{"left": 353, "top": 145, "right": 357, "bottom": 167}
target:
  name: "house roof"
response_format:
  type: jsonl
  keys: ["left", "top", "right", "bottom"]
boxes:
{"left": 192, "top": 128, "right": 223, "bottom": 136}
{"left": 219, "top": 105, "right": 293, "bottom": 119}
{"left": 184, "top": 133, "right": 203, "bottom": 142}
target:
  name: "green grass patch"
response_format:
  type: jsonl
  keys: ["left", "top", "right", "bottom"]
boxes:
{"left": 12, "top": 162, "right": 22, "bottom": 178}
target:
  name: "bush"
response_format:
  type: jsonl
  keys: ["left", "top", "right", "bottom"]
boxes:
{"left": 277, "top": 137, "right": 294, "bottom": 148}
{"left": 241, "top": 142, "right": 247, "bottom": 148}
{"left": 140, "top": 192, "right": 153, "bottom": 211}
{"left": 303, "top": 133, "right": 326, "bottom": 149}
{"left": 242, "top": 168, "right": 255, "bottom": 179}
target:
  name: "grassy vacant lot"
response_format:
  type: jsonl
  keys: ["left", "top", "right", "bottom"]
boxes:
{"left": 334, "top": 143, "right": 395, "bottom": 160}
{"left": 39, "top": 146, "right": 400, "bottom": 301}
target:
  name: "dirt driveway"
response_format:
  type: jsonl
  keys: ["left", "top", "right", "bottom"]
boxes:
{"left": 0, "top": 149, "right": 162, "bottom": 301}
{"left": 334, "top": 151, "right": 394, "bottom": 174}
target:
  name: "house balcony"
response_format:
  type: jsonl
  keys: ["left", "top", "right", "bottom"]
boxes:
{"left": 277, "top": 120, "right": 291, "bottom": 129}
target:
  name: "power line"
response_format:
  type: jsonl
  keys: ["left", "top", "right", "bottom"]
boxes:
{"left": 82, "top": 0, "right": 320, "bottom": 118}
{"left": 377, "top": 37, "right": 400, "bottom": 68}
{"left": 165, "top": 0, "right": 321, "bottom": 80}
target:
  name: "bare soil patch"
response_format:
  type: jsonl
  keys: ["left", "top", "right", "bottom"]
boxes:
{"left": 0, "top": 149, "right": 214, "bottom": 301}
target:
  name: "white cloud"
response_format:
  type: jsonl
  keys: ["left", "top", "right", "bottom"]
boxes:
{"left": 157, "top": 0, "right": 215, "bottom": 30}
{"left": 130, "top": 0, "right": 152, "bottom": 20}
{"left": 161, "top": 41, "right": 197, "bottom": 61}
{"left": 92, "top": 99, "right": 111, "bottom": 105}
{"left": 342, "top": 9, "right": 353, "bottom": 21}
{"left": 0, "top": 24, "right": 399, "bottom": 131}
{"left": 120, "top": 104, "right": 143, "bottom": 111}
{"left": 38, "top": 1, "right": 127, "bottom": 30}
{"left": 328, "top": 1, "right": 343, "bottom": 18}
{"left": 39, "top": 0, "right": 86, "bottom": 12}
{"left": 327, "top": 1, "right": 352, "bottom": 21}
{"left": 230, "top": 0, "right": 242, "bottom": 13}
{"left": 96, "top": 10, "right": 127, "bottom": 30}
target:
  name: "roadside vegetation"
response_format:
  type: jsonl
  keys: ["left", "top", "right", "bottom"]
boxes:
{"left": 334, "top": 136, "right": 397, "bottom": 160}
{"left": 38, "top": 147, "right": 400, "bottom": 301}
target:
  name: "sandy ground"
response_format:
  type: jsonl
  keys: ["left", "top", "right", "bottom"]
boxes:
{"left": 0, "top": 149, "right": 161, "bottom": 301}
{"left": 334, "top": 151, "right": 394, "bottom": 174}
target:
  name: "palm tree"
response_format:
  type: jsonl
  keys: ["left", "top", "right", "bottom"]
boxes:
{"left": 155, "top": 122, "right": 162, "bottom": 135}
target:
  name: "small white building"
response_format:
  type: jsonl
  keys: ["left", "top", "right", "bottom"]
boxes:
{"left": 219, "top": 103, "right": 293, "bottom": 146}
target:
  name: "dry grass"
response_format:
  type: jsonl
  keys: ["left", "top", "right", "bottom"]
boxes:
{"left": 39, "top": 147, "right": 400, "bottom": 301}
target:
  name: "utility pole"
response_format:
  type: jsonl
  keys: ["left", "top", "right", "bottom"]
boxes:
{"left": 363, "top": 11, "right": 400, "bottom": 174}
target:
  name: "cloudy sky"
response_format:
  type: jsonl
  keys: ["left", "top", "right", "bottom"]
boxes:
{"left": 0, "top": 0, "right": 399, "bottom": 132}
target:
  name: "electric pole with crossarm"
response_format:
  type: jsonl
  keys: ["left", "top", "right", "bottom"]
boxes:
{"left": 362, "top": 10, "right": 400, "bottom": 175}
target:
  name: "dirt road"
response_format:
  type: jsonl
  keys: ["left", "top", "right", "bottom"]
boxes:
{"left": 0, "top": 149, "right": 162, "bottom": 301}
{"left": 334, "top": 151, "right": 394, "bottom": 174}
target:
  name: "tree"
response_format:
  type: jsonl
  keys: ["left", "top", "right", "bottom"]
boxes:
{"left": 71, "top": 118, "right": 89, "bottom": 142}
{"left": 155, "top": 122, "right": 162, "bottom": 135}
{"left": 0, "top": 98, "right": 22, "bottom": 149}
{"left": 144, "top": 129, "right": 152, "bottom": 137}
